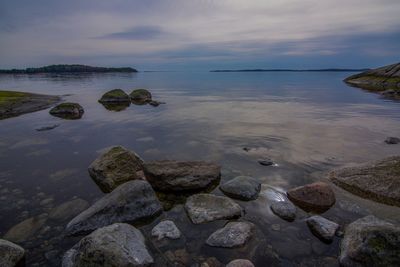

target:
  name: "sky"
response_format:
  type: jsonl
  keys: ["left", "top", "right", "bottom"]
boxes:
{"left": 0, "top": 0, "right": 399, "bottom": 70}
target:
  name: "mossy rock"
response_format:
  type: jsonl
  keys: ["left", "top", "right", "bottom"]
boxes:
{"left": 49, "top": 102, "right": 84, "bottom": 120}
{"left": 130, "top": 89, "right": 152, "bottom": 102}
{"left": 98, "top": 89, "right": 130, "bottom": 103}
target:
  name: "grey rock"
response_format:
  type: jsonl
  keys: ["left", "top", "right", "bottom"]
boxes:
{"left": 0, "top": 239, "right": 25, "bottom": 267}
{"left": 258, "top": 158, "right": 274, "bottom": 166}
{"left": 185, "top": 194, "right": 242, "bottom": 224}
{"left": 306, "top": 215, "right": 339, "bottom": 242}
{"left": 330, "top": 156, "right": 400, "bottom": 207}
{"left": 220, "top": 176, "right": 261, "bottom": 201}
{"left": 4, "top": 214, "right": 47, "bottom": 243}
{"left": 226, "top": 259, "right": 255, "bottom": 267}
{"left": 62, "top": 223, "right": 153, "bottom": 267}
{"left": 206, "top": 222, "right": 254, "bottom": 248}
{"left": 130, "top": 89, "right": 152, "bottom": 102}
{"left": 88, "top": 146, "right": 144, "bottom": 193}
{"left": 151, "top": 220, "right": 181, "bottom": 240}
{"left": 143, "top": 160, "right": 221, "bottom": 192}
{"left": 340, "top": 215, "right": 400, "bottom": 267}
{"left": 66, "top": 180, "right": 162, "bottom": 236}
{"left": 49, "top": 102, "right": 84, "bottom": 120}
{"left": 270, "top": 200, "right": 296, "bottom": 221}
{"left": 385, "top": 137, "right": 400, "bottom": 144}
{"left": 49, "top": 198, "right": 89, "bottom": 221}
{"left": 98, "top": 89, "right": 130, "bottom": 103}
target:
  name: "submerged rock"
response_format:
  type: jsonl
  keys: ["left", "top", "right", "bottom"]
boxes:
{"left": 98, "top": 89, "right": 130, "bottom": 103}
{"left": 148, "top": 100, "right": 165, "bottom": 107}
{"left": 35, "top": 124, "right": 60, "bottom": 131}
{"left": 4, "top": 214, "right": 47, "bottom": 243}
{"left": 306, "top": 215, "right": 339, "bottom": 242}
{"left": 339, "top": 215, "right": 400, "bottom": 267}
{"left": 287, "top": 182, "right": 336, "bottom": 212}
{"left": 270, "top": 200, "right": 296, "bottom": 221}
{"left": 0, "top": 239, "right": 25, "bottom": 267}
{"left": 151, "top": 220, "right": 181, "bottom": 240}
{"left": 206, "top": 221, "right": 254, "bottom": 248}
{"left": 226, "top": 259, "right": 255, "bottom": 267}
{"left": 143, "top": 160, "right": 221, "bottom": 192}
{"left": 130, "top": 89, "right": 152, "bottom": 102}
{"left": 49, "top": 198, "right": 89, "bottom": 221}
{"left": 66, "top": 180, "right": 162, "bottom": 236}
{"left": 258, "top": 158, "right": 274, "bottom": 166}
{"left": 329, "top": 156, "right": 400, "bottom": 207}
{"left": 88, "top": 146, "right": 144, "bottom": 193}
{"left": 49, "top": 102, "right": 84, "bottom": 120}
{"left": 219, "top": 176, "right": 261, "bottom": 201}
{"left": 62, "top": 223, "right": 153, "bottom": 267}
{"left": 385, "top": 137, "right": 400, "bottom": 144}
{"left": 184, "top": 194, "right": 242, "bottom": 224}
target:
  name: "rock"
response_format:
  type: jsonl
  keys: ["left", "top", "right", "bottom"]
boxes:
{"left": 219, "top": 176, "right": 261, "bottom": 201}
{"left": 0, "top": 90, "right": 60, "bottom": 120}
{"left": 330, "top": 156, "right": 400, "bottom": 207}
{"left": 130, "top": 89, "right": 152, "bottom": 102}
{"left": 206, "top": 222, "right": 254, "bottom": 248}
{"left": 151, "top": 220, "right": 181, "bottom": 240}
{"left": 306, "top": 215, "right": 339, "bottom": 242}
{"left": 49, "top": 198, "right": 90, "bottom": 221}
{"left": 4, "top": 214, "right": 47, "bottom": 243}
{"left": 185, "top": 194, "right": 242, "bottom": 224}
{"left": 385, "top": 137, "right": 400, "bottom": 144}
{"left": 49, "top": 102, "right": 84, "bottom": 120}
{"left": 62, "top": 223, "right": 153, "bottom": 267}
{"left": 270, "top": 200, "right": 296, "bottom": 221}
{"left": 164, "top": 249, "right": 190, "bottom": 267}
{"left": 226, "top": 259, "right": 255, "bottom": 267}
{"left": 88, "top": 146, "right": 144, "bottom": 193}
{"left": 0, "top": 239, "right": 25, "bottom": 267}
{"left": 35, "top": 124, "right": 59, "bottom": 131}
{"left": 287, "top": 182, "right": 336, "bottom": 212}
{"left": 143, "top": 160, "right": 221, "bottom": 192}
{"left": 66, "top": 180, "right": 162, "bottom": 236}
{"left": 258, "top": 158, "right": 274, "bottom": 166}
{"left": 98, "top": 89, "right": 130, "bottom": 103}
{"left": 148, "top": 100, "right": 165, "bottom": 107}
{"left": 339, "top": 215, "right": 400, "bottom": 267}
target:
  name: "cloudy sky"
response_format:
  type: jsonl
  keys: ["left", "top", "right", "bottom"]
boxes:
{"left": 0, "top": 0, "right": 399, "bottom": 70}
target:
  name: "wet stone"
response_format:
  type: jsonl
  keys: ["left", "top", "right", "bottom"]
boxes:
{"left": 0, "top": 239, "right": 25, "bottom": 267}
{"left": 306, "top": 215, "right": 339, "bottom": 242}
{"left": 151, "top": 220, "right": 181, "bottom": 240}
{"left": 270, "top": 200, "right": 296, "bottom": 221}
{"left": 287, "top": 182, "right": 336, "bottom": 212}
{"left": 49, "top": 198, "right": 89, "bottom": 221}
{"left": 385, "top": 137, "right": 400, "bottom": 144}
{"left": 206, "top": 221, "right": 254, "bottom": 248}
{"left": 219, "top": 176, "right": 261, "bottom": 201}
{"left": 226, "top": 259, "right": 255, "bottom": 267}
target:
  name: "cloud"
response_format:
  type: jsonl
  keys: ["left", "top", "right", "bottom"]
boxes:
{"left": 95, "top": 26, "right": 166, "bottom": 40}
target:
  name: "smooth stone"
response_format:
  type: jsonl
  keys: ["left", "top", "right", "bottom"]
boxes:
{"left": 49, "top": 198, "right": 89, "bottom": 221}
{"left": 185, "top": 194, "right": 242, "bottom": 224}
{"left": 219, "top": 176, "right": 261, "bottom": 201}
{"left": 340, "top": 215, "right": 400, "bottom": 267}
{"left": 4, "top": 214, "right": 47, "bottom": 243}
{"left": 151, "top": 220, "right": 181, "bottom": 240}
{"left": 306, "top": 215, "right": 339, "bottom": 242}
{"left": 88, "top": 146, "right": 144, "bottom": 193}
{"left": 0, "top": 239, "right": 25, "bottom": 267}
{"left": 287, "top": 182, "right": 336, "bottom": 212}
{"left": 330, "top": 156, "right": 400, "bottom": 207}
{"left": 98, "top": 89, "right": 130, "bottom": 103}
{"left": 130, "top": 89, "right": 152, "bottom": 102}
{"left": 49, "top": 102, "right": 84, "bottom": 120}
{"left": 62, "top": 223, "right": 153, "bottom": 267}
{"left": 226, "top": 259, "right": 255, "bottom": 267}
{"left": 143, "top": 160, "right": 221, "bottom": 192}
{"left": 206, "top": 222, "right": 254, "bottom": 248}
{"left": 385, "top": 137, "right": 400, "bottom": 144}
{"left": 258, "top": 158, "right": 274, "bottom": 166}
{"left": 66, "top": 180, "right": 162, "bottom": 236}
{"left": 270, "top": 200, "right": 296, "bottom": 221}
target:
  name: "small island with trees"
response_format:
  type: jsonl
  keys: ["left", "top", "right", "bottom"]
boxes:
{"left": 0, "top": 64, "right": 137, "bottom": 74}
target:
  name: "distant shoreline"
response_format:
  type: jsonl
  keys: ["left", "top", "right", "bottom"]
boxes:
{"left": 0, "top": 64, "right": 137, "bottom": 74}
{"left": 210, "top": 68, "right": 369, "bottom": 73}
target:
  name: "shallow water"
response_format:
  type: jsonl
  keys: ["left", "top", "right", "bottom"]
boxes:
{"left": 1, "top": 71, "right": 400, "bottom": 266}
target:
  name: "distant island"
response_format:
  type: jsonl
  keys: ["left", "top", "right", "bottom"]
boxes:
{"left": 210, "top": 68, "right": 369, "bottom": 72}
{"left": 0, "top": 64, "right": 138, "bottom": 74}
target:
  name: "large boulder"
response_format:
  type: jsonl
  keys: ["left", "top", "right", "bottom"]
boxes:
{"left": 0, "top": 239, "right": 25, "bottom": 267}
{"left": 130, "top": 89, "right": 152, "bottom": 102}
{"left": 184, "top": 194, "right": 242, "bottom": 224}
{"left": 143, "top": 160, "right": 221, "bottom": 192}
{"left": 62, "top": 223, "right": 153, "bottom": 267}
{"left": 330, "top": 156, "right": 400, "bottom": 207}
{"left": 66, "top": 180, "right": 162, "bottom": 236}
{"left": 49, "top": 102, "right": 84, "bottom": 119}
{"left": 206, "top": 221, "right": 254, "bottom": 248}
{"left": 219, "top": 176, "right": 261, "bottom": 201}
{"left": 339, "top": 215, "right": 400, "bottom": 267}
{"left": 88, "top": 146, "right": 144, "bottom": 193}
{"left": 287, "top": 182, "right": 335, "bottom": 212}
{"left": 98, "top": 89, "right": 130, "bottom": 103}
{"left": 306, "top": 215, "right": 339, "bottom": 242}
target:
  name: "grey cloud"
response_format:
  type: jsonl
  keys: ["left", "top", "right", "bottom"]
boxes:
{"left": 95, "top": 26, "right": 166, "bottom": 40}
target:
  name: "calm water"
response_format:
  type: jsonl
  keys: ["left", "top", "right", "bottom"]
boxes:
{"left": 1, "top": 71, "right": 400, "bottom": 266}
